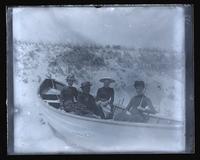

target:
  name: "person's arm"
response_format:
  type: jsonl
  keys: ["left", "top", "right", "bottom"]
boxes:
{"left": 110, "top": 88, "right": 115, "bottom": 112}
{"left": 77, "top": 93, "right": 83, "bottom": 103}
{"left": 110, "top": 88, "right": 114, "bottom": 104}
{"left": 89, "top": 95, "right": 104, "bottom": 118}
{"left": 143, "top": 98, "right": 157, "bottom": 114}
{"left": 74, "top": 88, "right": 78, "bottom": 101}
{"left": 126, "top": 97, "right": 134, "bottom": 111}
{"left": 95, "top": 89, "right": 101, "bottom": 101}
{"left": 59, "top": 89, "right": 65, "bottom": 109}
{"left": 95, "top": 107, "right": 105, "bottom": 119}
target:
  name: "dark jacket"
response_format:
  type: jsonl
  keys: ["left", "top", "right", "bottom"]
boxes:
{"left": 78, "top": 92, "right": 105, "bottom": 119}
{"left": 60, "top": 86, "right": 78, "bottom": 104}
{"left": 96, "top": 87, "right": 114, "bottom": 104}
{"left": 126, "top": 94, "right": 157, "bottom": 121}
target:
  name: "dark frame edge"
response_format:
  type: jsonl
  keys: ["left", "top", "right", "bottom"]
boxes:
{"left": 184, "top": 4, "right": 195, "bottom": 153}
{"left": 6, "top": 7, "right": 14, "bottom": 155}
{"left": 4, "top": 4, "right": 195, "bottom": 156}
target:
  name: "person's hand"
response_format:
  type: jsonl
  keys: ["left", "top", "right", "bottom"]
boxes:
{"left": 105, "top": 100, "right": 110, "bottom": 105}
{"left": 137, "top": 106, "right": 146, "bottom": 111}
{"left": 144, "top": 106, "right": 150, "bottom": 111}
{"left": 126, "top": 110, "right": 131, "bottom": 115}
{"left": 96, "top": 101, "right": 101, "bottom": 105}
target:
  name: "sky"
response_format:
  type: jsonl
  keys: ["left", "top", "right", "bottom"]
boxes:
{"left": 13, "top": 6, "right": 185, "bottom": 51}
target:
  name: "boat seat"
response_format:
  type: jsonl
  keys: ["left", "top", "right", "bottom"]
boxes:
{"left": 41, "top": 93, "right": 61, "bottom": 109}
{"left": 48, "top": 102, "right": 61, "bottom": 109}
{"left": 41, "top": 94, "right": 60, "bottom": 100}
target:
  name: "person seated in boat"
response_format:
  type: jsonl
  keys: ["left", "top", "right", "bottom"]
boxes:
{"left": 78, "top": 81, "right": 106, "bottom": 119}
{"left": 60, "top": 74, "right": 78, "bottom": 108}
{"left": 60, "top": 87, "right": 98, "bottom": 117}
{"left": 114, "top": 81, "right": 157, "bottom": 122}
{"left": 96, "top": 78, "right": 115, "bottom": 119}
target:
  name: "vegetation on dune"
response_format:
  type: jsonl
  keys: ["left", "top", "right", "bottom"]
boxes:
{"left": 14, "top": 40, "right": 183, "bottom": 84}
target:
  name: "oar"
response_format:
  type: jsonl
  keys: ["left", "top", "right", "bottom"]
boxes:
{"left": 112, "top": 98, "right": 126, "bottom": 119}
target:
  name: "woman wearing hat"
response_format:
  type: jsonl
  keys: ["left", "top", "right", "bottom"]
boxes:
{"left": 60, "top": 74, "right": 78, "bottom": 108}
{"left": 96, "top": 78, "right": 115, "bottom": 119}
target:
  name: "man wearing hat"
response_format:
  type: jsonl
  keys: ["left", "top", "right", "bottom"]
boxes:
{"left": 77, "top": 81, "right": 105, "bottom": 119}
{"left": 60, "top": 74, "right": 78, "bottom": 108}
{"left": 96, "top": 78, "right": 115, "bottom": 119}
{"left": 114, "top": 80, "right": 157, "bottom": 122}
{"left": 60, "top": 86, "right": 97, "bottom": 117}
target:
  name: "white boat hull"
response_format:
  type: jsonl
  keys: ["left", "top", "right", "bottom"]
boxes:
{"left": 40, "top": 99, "right": 185, "bottom": 153}
{"left": 38, "top": 79, "right": 185, "bottom": 153}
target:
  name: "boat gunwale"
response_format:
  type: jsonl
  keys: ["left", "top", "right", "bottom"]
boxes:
{"left": 38, "top": 93, "right": 183, "bottom": 130}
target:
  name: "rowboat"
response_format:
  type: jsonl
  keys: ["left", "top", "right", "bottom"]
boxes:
{"left": 38, "top": 79, "right": 185, "bottom": 153}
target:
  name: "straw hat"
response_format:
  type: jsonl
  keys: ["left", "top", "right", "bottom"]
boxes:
{"left": 99, "top": 78, "right": 115, "bottom": 83}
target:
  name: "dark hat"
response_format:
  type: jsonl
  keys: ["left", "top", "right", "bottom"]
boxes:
{"left": 134, "top": 81, "right": 145, "bottom": 87}
{"left": 100, "top": 78, "right": 115, "bottom": 83}
{"left": 81, "top": 81, "right": 92, "bottom": 88}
